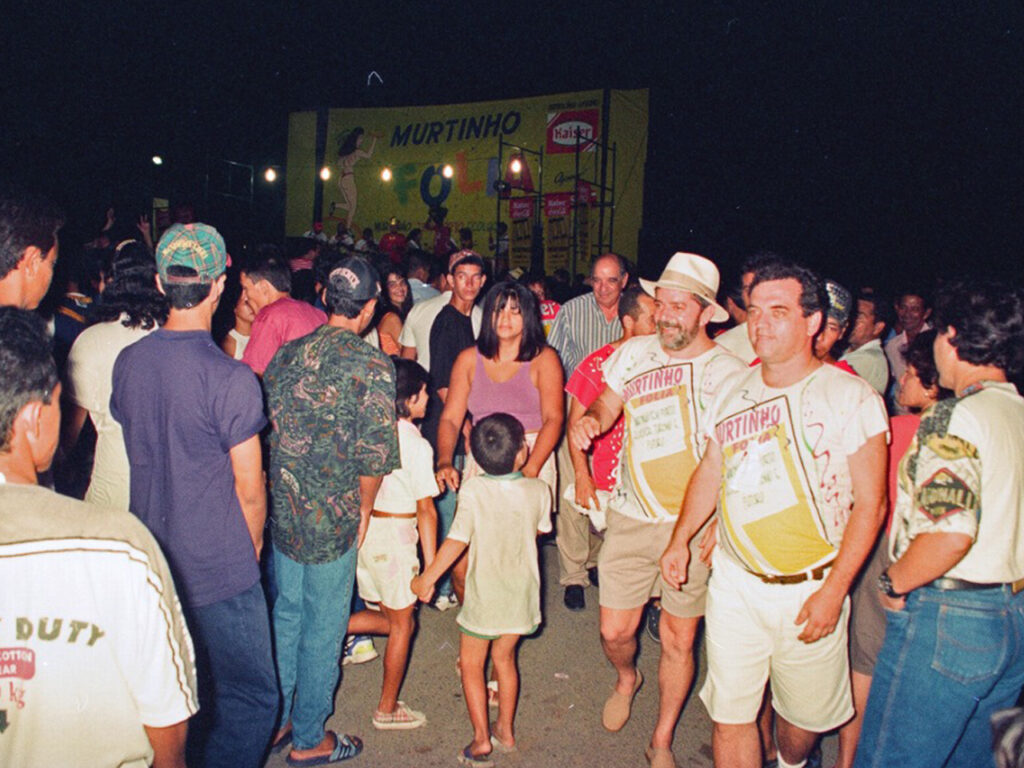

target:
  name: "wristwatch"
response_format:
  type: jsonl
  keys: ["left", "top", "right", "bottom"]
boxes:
{"left": 877, "top": 568, "right": 906, "bottom": 599}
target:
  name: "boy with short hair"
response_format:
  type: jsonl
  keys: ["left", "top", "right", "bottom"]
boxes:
{"left": 412, "top": 413, "right": 552, "bottom": 766}
{"left": 346, "top": 358, "right": 438, "bottom": 730}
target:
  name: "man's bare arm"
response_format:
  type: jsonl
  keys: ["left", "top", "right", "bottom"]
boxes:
{"left": 883, "top": 531, "right": 973, "bottom": 609}
{"left": 229, "top": 434, "right": 266, "bottom": 558}
{"left": 795, "top": 430, "right": 887, "bottom": 642}
{"left": 567, "top": 394, "right": 600, "bottom": 508}
{"left": 569, "top": 385, "right": 624, "bottom": 452}
{"left": 145, "top": 719, "right": 189, "bottom": 768}
{"left": 660, "top": 441, "right": 723, "bottom": 589}
{"left": 399, "top": 345, "right": 417, "bottom": 361}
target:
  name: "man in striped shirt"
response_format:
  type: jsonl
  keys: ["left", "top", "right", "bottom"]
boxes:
{"left": 549, "top": 253, "right": 629, "bottom": 611}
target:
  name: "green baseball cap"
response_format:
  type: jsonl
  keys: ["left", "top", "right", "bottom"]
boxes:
{"left": 156, "top": 223, "right": 227, "bottom": 284}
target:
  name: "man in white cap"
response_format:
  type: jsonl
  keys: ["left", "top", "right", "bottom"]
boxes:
{"left": 570, "top": 252, "right": 745, "bottom": 768}
{"left": 660, "top": 259, "right": 888, "bottom": 768}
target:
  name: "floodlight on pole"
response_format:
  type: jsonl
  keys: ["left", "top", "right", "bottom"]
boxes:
{"left": 320, "top": 167, "right": 331, "bottom": 181}
{"left": 264, "top": 167, "right": 277, "bottom": 182}
{"left": 152, "top": 155, "right": 164, "bottom": 166}
{"left": 381, "top": 167, "right": 393, "bottom": 182}
{"left": 441, "top": 164, "right": 454, "bottom": 179}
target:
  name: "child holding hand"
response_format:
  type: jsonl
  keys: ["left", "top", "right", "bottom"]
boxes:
{"left": 412, "top": 413, "right": 552, "bottom": 766}
{"left": 347, "top": 358, "right": 438, "bottom": 730}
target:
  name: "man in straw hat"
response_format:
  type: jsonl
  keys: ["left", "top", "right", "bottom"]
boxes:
{"left": 571, "top": 252, "right": 745, "bottom": 768}
{"left": 661, "top": 259, "right": 888, "bottom": 768}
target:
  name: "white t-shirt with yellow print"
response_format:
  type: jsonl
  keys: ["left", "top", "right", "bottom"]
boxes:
{"left": 705, "top": 363, "right": 889, "bottom": 576}
{"left": 602, "top": 335, "right": 746, "bottom": 522}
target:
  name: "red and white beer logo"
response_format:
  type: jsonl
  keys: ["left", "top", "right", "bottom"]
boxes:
{"left": 0, "top": 648, "right": 36, "bottom": 679}
{"left": 546, "top": 110, "right": 599, "bottom": 153}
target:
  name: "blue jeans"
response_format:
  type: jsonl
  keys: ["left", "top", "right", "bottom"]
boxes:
{"left": 855, "top": 585, "right": 1024, "bottom": 768}
{"left": 187, "top": 580, "right": 279, "bottom": 768}
{"left": 273, "top": 546, "right": 358, "bottom": 749}
{"left": 434, "top": 455, "right": 464, "bottom": 597}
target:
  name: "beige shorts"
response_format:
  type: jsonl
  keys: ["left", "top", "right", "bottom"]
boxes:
{"left": 597, "top": 509, "right": 709, "bottom": 618}
{"left": 356, "top": 517, "right": 420, "bottom": 610}
{"left": 699, "top": 550, "right": 853, "bottom": 731}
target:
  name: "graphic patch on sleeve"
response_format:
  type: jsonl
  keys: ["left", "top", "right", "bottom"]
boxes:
{"left": 924, "top": 433, "right": 978, "bottom": 461}
{"left": 917, "top": 467, "right": 979, "bottom": 521}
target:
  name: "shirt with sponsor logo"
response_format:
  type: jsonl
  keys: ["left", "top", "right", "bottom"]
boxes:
{"left": 0, "top": 482, "right": 198, "bottom": 768}
{"left": 706, "top": 363, "right": 889, "bottom": 576}
{"left": 602, "top": 336, "right": 746, "bottom": 522}
{"left": 890, "top": 381, "right": 1024, "bottom": 583}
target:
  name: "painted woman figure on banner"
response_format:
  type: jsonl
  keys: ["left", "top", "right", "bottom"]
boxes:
{"left": 332, "top": 127, "right": 381, "bottom": 229}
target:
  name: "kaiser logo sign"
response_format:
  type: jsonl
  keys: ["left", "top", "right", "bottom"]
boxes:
{"left": 546, "top": 109, "right": 599, "bottom": 154}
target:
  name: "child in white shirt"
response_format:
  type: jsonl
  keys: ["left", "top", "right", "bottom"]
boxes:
{"left": 347, "top": 358, "right": 438, "bottom": 730}
{"left": 412, "top": 413, "right": 552, "bottom": 766}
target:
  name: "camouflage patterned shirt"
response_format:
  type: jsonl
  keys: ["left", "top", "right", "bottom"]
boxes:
{"left": 265, "top": 325, "right": 399, "bottom": 564}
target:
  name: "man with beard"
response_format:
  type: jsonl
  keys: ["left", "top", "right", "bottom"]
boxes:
{"left": 570, "top": 253, "right": 745, "bottom": 768}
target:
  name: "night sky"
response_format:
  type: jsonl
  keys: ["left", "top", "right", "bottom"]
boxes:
{"left": 3, "top": 2, "right": 1022, "bottom": 287}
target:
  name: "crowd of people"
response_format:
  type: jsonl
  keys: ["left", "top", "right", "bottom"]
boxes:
{"left": 2, "top": 184, "right": 1024, "bottom": 768}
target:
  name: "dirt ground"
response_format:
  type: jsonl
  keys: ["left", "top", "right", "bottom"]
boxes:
{"left": 263, "top": 539, "right": 840, "bottom": 768}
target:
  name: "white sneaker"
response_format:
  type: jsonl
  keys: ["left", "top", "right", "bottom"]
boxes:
{"left": 342, "top": 635, "right": 378, "bottom": 666}
{"left": 372, "top": 701, "right": 427, "bottom": 730}
{"left": 432, "top": 593, "right": 459, "bottom": 612}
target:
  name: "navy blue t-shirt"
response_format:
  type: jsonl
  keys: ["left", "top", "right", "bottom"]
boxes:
{"left": 111, "top": 329, "right": 267, "bottom": 608}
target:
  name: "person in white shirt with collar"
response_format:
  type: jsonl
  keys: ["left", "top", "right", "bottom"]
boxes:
{"left": 841, "top": 290, "right": 891, "bottom": 395}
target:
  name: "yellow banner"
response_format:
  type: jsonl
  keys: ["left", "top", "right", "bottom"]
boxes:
{"left": 285, "top": 89, "right": 648, "bottom": 273}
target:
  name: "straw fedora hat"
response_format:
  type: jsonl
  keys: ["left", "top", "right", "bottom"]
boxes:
{"left": 639, "top": 252, "right": 729, "bottom": 323}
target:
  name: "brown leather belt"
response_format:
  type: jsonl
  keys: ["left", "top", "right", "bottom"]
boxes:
{"left": 370, "top": 510, "right": 416, "bottom": 519}
{"left": 929, "top": 576, "right": 1024, "bottom": 594}
{"left": 746, "top": 561, "right": 834, "bottom": 585}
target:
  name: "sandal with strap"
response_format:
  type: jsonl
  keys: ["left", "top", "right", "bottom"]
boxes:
{"left": 489, "top": 722, "right": 516, "bottom": 754}
{"left": 456, "top": 745, "right": 494, "bottom": 766}
{"left": 286, "top": 732, "right": 363, "bottom": 766}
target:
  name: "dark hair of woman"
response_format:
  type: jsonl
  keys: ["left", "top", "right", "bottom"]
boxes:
{"left": 376, "top": 264, "right": 413, "bottom": 323}
{"left": 93, "top": 240, "right": 168, "bottom": 330}
{"left": 902, "top": 329, "right": 953, "bottom": 400}
{"left": 476, "top": 281, "right": 546, "bottom": 362}
{"left": 337, "top": 127, "right": 364, "bottom": 157}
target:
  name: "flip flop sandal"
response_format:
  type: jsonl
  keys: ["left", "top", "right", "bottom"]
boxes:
{"left": 489, "top": 722, "right": 517, "bottom": 754}
{"left": 456, "top": 745, "right": 494, "bottom": 766}
{"left": 286, "top": 732, "right": 363, "bottom": 766}
{"left": 271, "top": 726, "right": 293, "bottom": 754}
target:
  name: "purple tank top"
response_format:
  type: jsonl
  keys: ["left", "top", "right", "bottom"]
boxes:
{"left": 466, "top": 350, "right": 543, "bottom": 432}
